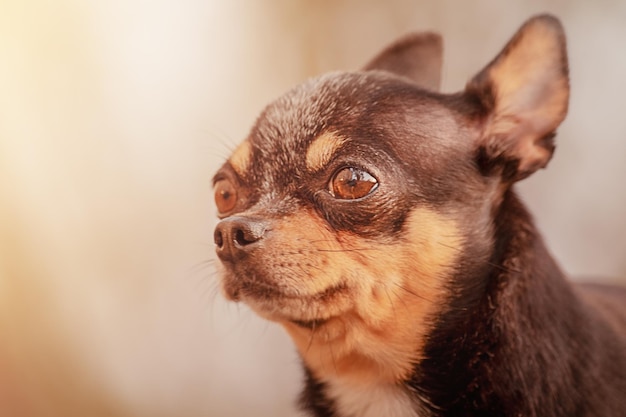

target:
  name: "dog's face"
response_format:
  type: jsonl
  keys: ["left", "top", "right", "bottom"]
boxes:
{"left": 213, "top": 16, "right": 569, "bottom": 383}
{"left": 213, "top": 72, "right": 476, "bottom": 381}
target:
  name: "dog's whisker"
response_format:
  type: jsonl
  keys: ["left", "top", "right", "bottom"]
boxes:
{"left": 187, "top": 269, "right": 219, "bottom": 294}
{"left": 391, "top": 282, "right": 432, "bottom": 303}
{"left": 199, "top": 281, "right": 221, "bottom": 307}
{"left": 382, "top": 284, "right": 399, "bottom": 318}
{"left": 187, "top": 258, "right": 217, "bottom": 274}
{"left": 383, "top": 280, "right": 413, "bottom": 314}
{"left": 305, "top": 319, "right": 318, "bottom": 355}
{"left": 326, "top": 328, "right": 338, "bottom": 374}
{"left": 312, "top": 247, "right": 382, "bottom": 254}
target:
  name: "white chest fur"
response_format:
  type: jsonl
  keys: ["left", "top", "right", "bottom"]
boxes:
{"left": 326, "top": 378, "right": 420, "bottom": 417}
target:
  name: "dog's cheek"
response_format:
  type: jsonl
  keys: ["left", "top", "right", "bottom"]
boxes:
{"left": 268, "top": 207, "right": 464, "bottom": 383}
{"left": 348, "top": 207, "right": 460, "bottom": 316}
{"left": 331, "top": 208, "right": 461, "bottom": 380}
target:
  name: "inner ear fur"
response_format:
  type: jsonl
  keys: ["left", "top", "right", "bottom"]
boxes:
{"left": 466, "top": 14, "right": 570, "bottom": 182}
{"left": 364, "top": 32, "right": 443, "bottom": 91}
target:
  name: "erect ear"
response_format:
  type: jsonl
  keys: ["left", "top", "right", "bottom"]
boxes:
{"left": 363, "top": 32, "right": 443, "bottom": 91}
{"left": 466, "top": 14, "right": 569, "bottom": 182}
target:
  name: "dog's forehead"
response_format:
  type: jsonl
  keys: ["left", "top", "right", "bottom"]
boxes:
{"left": 230, "top": 71, "right": 465, "bottom": 191}
{"left": 229, "top": 73, "right": 362, "bottom": 182}
{"left": 252, "top": 72, "right": 374, "bottom": 157}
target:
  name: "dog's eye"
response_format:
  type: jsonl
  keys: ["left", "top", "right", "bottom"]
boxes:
{"left": 330, "top": 167, "right": 378, "bottom": 200}
{"left": 214, "top": 179, "right": 238, "bottom": 214}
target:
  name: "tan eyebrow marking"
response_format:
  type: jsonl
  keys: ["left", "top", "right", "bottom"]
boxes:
{"left": 229, "top": 140, "right": 252, "bottom": 177}
{"left": 305, "top": 132, "right": 347, "bottom": 172}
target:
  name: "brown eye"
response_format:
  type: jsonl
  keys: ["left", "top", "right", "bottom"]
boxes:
{"left": 330, "top": 167, "right": 378, "bottom": 200}
{"left": 214, "top": 179, "right": 238, "bottom": 214}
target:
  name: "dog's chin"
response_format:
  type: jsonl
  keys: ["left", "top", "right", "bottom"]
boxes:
{"left": 221, "top": 273, "right": 350, "bottom": 329}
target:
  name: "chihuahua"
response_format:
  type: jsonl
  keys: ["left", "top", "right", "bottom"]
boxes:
{"left": 212, "top": 15, "right": 626, "bottom": 417}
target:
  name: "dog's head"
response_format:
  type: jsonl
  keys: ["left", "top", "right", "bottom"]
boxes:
{"left": 212, "top": 15, "right": 569, "bottom": 383}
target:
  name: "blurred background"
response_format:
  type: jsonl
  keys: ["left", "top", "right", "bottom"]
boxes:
{"left": 1, "top": 0, "right": 625, "bottom": 416}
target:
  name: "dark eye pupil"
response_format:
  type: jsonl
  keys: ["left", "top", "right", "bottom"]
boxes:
{"left": 346, "top": 172, "right": 358, "bottom": 187}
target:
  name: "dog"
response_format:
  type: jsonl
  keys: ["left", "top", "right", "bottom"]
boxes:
{"left": 212, "top": 14, "right": 626, "bottom": 417}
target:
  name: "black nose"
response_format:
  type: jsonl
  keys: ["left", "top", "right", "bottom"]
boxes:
{"left": 214, "top": 216, "right": 268, "bottom": 262}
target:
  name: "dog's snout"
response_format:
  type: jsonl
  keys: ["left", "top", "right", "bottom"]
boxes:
{"left": 214, "top": 216, "right": 268, "bottom": 261}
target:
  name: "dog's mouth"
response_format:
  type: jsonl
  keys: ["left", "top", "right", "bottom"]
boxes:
{"left": 290, "top": 317, "right": 330, "bottom": 329}
{"left": 222, "top": 272, "right": 350, "bottom": 327}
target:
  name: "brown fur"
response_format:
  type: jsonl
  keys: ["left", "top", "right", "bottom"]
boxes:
{"left": 213, "top": 14, "right": 626, "bottom": 417}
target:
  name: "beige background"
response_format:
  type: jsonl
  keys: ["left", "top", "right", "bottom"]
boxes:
{"left": 1, "top": 1, "right": 625, "bottom": 416}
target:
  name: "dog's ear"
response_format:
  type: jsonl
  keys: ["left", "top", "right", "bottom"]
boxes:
{"left": 364, "top": 32, "right": 443, "bottom": 91}
{"left": 466, "top": 14, "right": 569, "bottom": 182}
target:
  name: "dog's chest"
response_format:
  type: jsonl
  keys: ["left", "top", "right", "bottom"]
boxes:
{"left": 326, "top": 378, "right": 419, "bottom": 417}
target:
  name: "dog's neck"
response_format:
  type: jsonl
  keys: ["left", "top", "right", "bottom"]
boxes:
{"left": 411, "top": 189, "right": 598, "bottom": 416}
